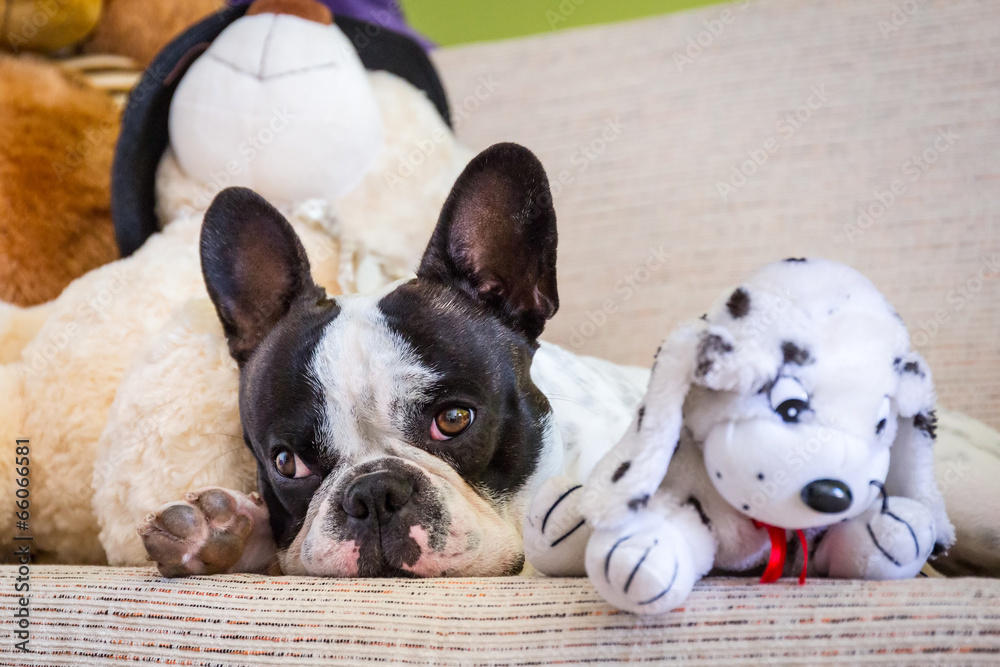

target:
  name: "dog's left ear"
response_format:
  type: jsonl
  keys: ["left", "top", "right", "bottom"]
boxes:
{"left": 201, "top": 187, "right": 323, "bottom": 366}
{"left": 418, "top": 142, "right": 558, "bottom": 340}
{"left": 885, "top": 350, "right": 956, "bottom": 552}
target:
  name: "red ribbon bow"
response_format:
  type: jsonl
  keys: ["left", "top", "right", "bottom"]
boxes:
{"left": 752, "top": 520, "right": 808, "bottom": 585}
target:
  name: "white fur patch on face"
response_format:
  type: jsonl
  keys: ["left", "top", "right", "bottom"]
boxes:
{"left": 309, "top": 291, "right": 439, "bottom": 466}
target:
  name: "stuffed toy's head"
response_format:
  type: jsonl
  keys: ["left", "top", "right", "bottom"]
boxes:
{"left": 168, "top": 0, "right": 383, "bottom": 207}
{"left": 675, "top": 258, "right": 949, "bottom": 536}
{"left": 112, "top": 0, "right": 449, "bottom": 256}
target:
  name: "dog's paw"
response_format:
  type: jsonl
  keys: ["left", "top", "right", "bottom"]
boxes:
{"left": 138, "top": 487, "right": 267, "bottom": 577}
{"left": 523, "top": 476, "right": 591, "bottom": 575}
{"left": 585, "top": 522, "right": 697, "bottom": 615}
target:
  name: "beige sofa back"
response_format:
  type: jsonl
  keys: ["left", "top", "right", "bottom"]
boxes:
{"left": 433, "top": 0, "right": 1000, "bottom": 430}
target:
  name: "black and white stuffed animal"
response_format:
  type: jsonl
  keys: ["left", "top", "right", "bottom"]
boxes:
{"left": 526, "top": 258, "right": 956, "bottom": 614}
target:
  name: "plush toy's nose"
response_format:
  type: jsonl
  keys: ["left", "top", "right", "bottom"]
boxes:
{"left": 247, "top": 0, "right": 334, "bottom": 24}
{"left": 800, "top": 479, "right": 853, "bottom": 513}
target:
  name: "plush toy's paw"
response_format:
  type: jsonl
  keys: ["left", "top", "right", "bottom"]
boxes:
{"left": 577, "top": 482, "right": 638, "bottom": 532}
{"left": 585, "top": 521, "right": 698, "bottom": 615}
{"left": 524, "top": 476, "right": 591, "bottom": 576}
{"left": 138, "top": 488, "right": 267, "bottom": 577}
{"left": 819, "top": 496, "right": 935, "bottom": 580}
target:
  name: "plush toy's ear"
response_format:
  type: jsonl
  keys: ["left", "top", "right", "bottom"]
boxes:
{"left": 884, "top": 350, "right": 956, "bottom": 552}
{"left": 201, "top": 187, "right": 324, "bottom": 366}
{"left": 580, "top": 323, "right": 739, "bottom": 529}
{"left": 417, "top": 142, "right": 558, "bottom": 340}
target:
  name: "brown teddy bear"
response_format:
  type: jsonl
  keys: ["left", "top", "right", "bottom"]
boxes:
{"left": 0, "top": 0, "right": 226, "bottom": 306}
{"left": 0, "top": 55, "right": 119, "bottom": 306}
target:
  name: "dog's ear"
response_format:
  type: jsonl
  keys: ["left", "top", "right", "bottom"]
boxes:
{"left": 885, "top": 350, "right": 956, "bottom": 553}
{"left": 417, "top": 142, "right": 558, "bottom": 340}
{"left": 201, "top": 187, "right": 322, "bottom": 366}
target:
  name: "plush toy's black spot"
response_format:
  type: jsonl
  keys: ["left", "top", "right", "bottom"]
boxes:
{"left": 611, "top": 461, "right": 631, "bottom": 483}
{"left": 696, "top": 334, "right": 734, "bottom": 377}
{"left": 699, "top": 313, "right": 708, "bottom": 321}
{"left": 636, "top": 406, "right": 645, "bottom": 431}
{"left": 741, "top": 504, "right": 751, "bottom": 511}
{"left": 784, "top": 257, "right": 807, "bottom": 262}
{"left": 876, "top": 418, "right": 887, "bottom": 435}
{"left": 913, "top": 410, "right": 938, "bottom": 439}
{"left": 903, "top": 361, "right": 923, "bottom": 376}
{"left": 726, "top": 288, "right": 751, "bottom": 319}
{"left": 715, "top": 471, "right": 722, "bottom": 479}
{"left": 685, "top": 496, "right": 711, "bottom": 527}
{"left": 627, "top": 495, "right": 650, "bottom": 511}
{"left": 757, "top": 473, "right": 765, "bottom": 481}
{"left": 781, "top": 341, "right": 811, "bottom": 365}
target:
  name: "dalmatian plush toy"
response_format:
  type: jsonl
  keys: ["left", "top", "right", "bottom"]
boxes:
{"left": 526, "top": 258, "right": 955, "bottom": 615}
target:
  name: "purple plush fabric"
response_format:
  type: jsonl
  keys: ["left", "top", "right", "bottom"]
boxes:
{"left": 227, "top": 0, "right": 433, "bottom": 50}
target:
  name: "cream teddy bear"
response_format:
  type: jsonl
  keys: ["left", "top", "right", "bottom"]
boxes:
{"left": 0, "top": 0, "right": 470, "bottom": 565}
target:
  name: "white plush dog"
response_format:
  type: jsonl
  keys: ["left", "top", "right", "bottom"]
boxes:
{"left": 527, "top": 258, "right": 958, "bottom": 614}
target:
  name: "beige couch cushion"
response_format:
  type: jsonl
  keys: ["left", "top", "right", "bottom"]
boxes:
{"left": 433, "top": 0, "right": 1000, "bottom": 431}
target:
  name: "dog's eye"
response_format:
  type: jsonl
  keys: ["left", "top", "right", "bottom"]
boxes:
{"left": 431, "top": 407, "right": 474, "bottom": 440}
{"left": 769, "top": 376, "right": 809, "bottom": 423}
{"left": 875, "top": 396, "right": 890, "bottom": 435}
{"left": 274, "top": 449, "right": 313, "bottom": 478}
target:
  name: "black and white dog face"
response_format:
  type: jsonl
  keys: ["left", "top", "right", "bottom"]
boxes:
{"left": 200, "top": 144, "right": 561, "bottom": 577}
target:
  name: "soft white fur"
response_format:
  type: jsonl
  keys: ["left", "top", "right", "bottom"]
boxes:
{"left": 525, "top": 259, "right": 1000, "bottom": 614}
{"left": 0, "top": 65, "right": 470, "bottom": 564}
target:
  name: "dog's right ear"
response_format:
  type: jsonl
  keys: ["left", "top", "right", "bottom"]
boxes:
{"left": 418, "top": 142, "right": 558, "bottom": 340}
{"left": 201, "top": 187, "right": 322, "bottom": 366}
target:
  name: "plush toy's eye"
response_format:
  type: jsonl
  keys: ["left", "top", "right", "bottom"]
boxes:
{"left": 875, "top": 396, "right": 891, "bottom": 435}
{"left": 769, "top": 376, "right": 810, "bottom": 423}
{"left": 431, "top": 407, "right": 474, "bottom": 440}
{"left": 274, "top": 449, "right": 313, "bottom": 479}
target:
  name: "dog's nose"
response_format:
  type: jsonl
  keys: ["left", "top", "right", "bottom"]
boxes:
{"left": 342, "top": 470, "right": 415, "bottom": 525}
{"left": 800, "top": 479, "right": 853, "bottom": 513}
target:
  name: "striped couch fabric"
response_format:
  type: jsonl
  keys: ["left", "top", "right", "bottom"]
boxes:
{"left": 1, "top": 566, "right": 998, "bottom": 664}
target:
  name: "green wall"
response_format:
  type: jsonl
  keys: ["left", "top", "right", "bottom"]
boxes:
{"left": 398, "top": 0, "right": 728, "bottom": 47}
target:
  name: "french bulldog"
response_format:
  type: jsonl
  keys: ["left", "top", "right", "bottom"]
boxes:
{"left": 139, "top": 143, "right": 648, "bottom": 577}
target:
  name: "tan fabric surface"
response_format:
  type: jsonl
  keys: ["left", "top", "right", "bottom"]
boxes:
{"left": 433, "top": 0, "right": 1000, "bottom": 430}
{"left": 0, "top": 566, "right": 997, "bottom": 665}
